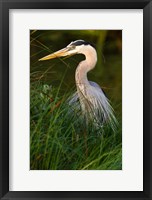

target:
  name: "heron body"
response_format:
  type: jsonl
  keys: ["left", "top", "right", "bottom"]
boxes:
{"left": 39, "top": 40, "right": 117, "bottom": 131}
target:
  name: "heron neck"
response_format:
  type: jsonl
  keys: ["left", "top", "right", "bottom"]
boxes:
{"left": 75, "top": 52, "right": 97, "bottom": 87}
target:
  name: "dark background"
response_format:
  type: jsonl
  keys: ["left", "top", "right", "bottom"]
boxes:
{"left": 30, "top": 30, "right": 122, "bottom": 117}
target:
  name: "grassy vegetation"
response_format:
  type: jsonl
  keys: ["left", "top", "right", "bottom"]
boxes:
{"left": 30, "top": 30, "right": 122, "bottom": 170}
{"left": 30, "top": 79, "right": 122, "bottom": 170}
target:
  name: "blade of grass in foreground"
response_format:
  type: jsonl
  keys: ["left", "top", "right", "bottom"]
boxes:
{"left": 30, "top": 80, "right": 122, "bottom": 170}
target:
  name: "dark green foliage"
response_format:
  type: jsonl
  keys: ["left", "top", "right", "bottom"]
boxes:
{"left": 30, "top": 82, "right": 122, "bottom": 170}
{"left": 30, "top": 30, "right": 122, "bottom": 170}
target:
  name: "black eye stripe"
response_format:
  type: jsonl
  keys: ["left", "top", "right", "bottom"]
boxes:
{"left": 70, "top": 40, "right": 96, "bottom": 49}
{"left": 71, "top": 40, "right": 85, "bottom": 46}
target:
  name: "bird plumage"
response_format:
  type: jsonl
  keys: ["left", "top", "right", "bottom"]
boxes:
{"left": 39, "top": 40, "right": 117, "bottom": 132}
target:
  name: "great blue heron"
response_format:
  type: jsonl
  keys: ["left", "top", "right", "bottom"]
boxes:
{"left": 39, "top": 40, "right": 117, "bottom": 131}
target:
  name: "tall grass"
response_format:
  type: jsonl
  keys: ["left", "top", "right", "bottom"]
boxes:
{"left": 30, "top": 78, "right": 122, "bottom": 170}
{"left": 30, "top": 30, "right": 122, "bottom": 170}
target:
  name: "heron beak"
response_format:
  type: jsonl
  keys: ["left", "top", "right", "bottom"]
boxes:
{"left": 39, "top": 47, "right": 71, "bottom": 61}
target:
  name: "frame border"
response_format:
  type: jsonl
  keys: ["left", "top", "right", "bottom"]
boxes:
{"left": 0, "top": 0, "right": 152, "bottom": 199}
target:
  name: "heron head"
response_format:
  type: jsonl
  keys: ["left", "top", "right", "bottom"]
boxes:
{"left": 39, "top": 40, "right": 95, "bottom": 61}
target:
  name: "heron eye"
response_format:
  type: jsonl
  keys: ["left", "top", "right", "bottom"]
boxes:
{"left": 69, "top": 45, "right": 76, "bottom": 50}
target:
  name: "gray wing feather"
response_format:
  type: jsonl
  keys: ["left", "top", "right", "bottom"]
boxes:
{"left": 68, "top": 81, "right": 117, "bottom": 131}
{"left": 68, "top": 81, "right": 102, "bottom": 105}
